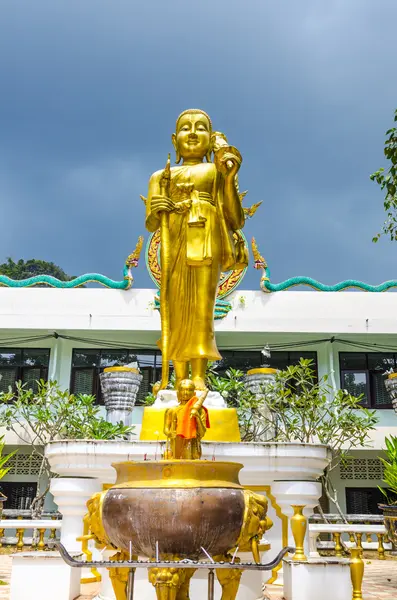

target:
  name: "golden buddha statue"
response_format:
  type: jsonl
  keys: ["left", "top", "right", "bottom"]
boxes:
{"left": 163, "top": 379, "right": 209, "bottom": 459}
{"left": 145, "top": 109, "right": 247, "bottom": 390}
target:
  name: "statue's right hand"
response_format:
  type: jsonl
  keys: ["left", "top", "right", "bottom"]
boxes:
{"left": 150, "top": 195, "right": 175, "bottom": 214}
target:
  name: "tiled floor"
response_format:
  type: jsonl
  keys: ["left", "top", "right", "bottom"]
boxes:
{"left": 0, "top": 556, "right": 395, "bottom": 599}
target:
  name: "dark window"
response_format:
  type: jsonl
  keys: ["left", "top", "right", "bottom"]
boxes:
{"left": 70, "top": 349, "right": 161, "bottom": 405}
{"left": 0, "top": 481, "right": 38, "bottom": 510}
{"left": 340, "top": 353, "right": 394, "bottom": 409}
{"left": 346, "top": 487, "right": 385, "bottom": 515}
{"left": 0, "top": 349, "right": 50, "bottom": 394}
{"left": 212, "top": 350, "right": 318, "bottom": 376}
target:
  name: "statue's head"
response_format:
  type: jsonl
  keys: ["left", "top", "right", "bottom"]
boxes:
{"left": 177, "top": 378, "right": 196, "bottom": 404}
{"left": 172, "top": 109, "right": 212, "bottom": 164}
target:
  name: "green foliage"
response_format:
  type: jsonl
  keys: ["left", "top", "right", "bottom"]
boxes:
{"left": 379, "top": 435, "right": 397, "bottom": 505}
{"left": 255, "top": 359, "right": 377, "bottom": 447}
{"left": 0, "top": 436, "right": 17, "bottom": 480}
{"left": 371, "top": 109, "right": 397, "bottom": 242}
{"left": 0, "top": 380, "right": 134, "bottom": 516}
{"left": 253, "top": 358, "right": 378, "bottom": 520}
{"left": 0, "top": 380, "right": 134, "bottom": 441}
{"left": 206, "top": 367, "right": 264, "bottom": 441}
{"left": 0, "top": 258, "right": 74, "bottom": 282}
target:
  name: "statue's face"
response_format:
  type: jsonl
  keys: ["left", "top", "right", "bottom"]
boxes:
{"left": 177, "top": 379, "right": 196, "bottom": 403}
{"left": 173, "top": 113, "right": 211, "bottom": 161}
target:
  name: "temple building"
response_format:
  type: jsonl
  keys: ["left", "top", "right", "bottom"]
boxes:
{"left": 0, "top": 284, "right": 396, "bottom": 516}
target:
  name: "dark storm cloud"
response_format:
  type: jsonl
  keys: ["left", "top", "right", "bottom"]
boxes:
{"left": 0, "top": 0, "right": 396, "bottom": 289}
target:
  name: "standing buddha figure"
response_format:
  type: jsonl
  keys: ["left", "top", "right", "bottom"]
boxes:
{"left": 145, "top": 109, "right": 247, "bottom": 390}
{"left": 163, "top": 379, "right": 210, "bottom": 460}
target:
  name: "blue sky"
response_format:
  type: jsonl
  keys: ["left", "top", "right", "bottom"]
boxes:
{"left": 0, "top": 0, "right": 396, "bottom": 290}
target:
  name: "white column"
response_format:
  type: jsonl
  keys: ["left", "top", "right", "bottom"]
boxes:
{"left": 50, "top": 477, "right": 102, "bottom": 552}
{"left": 272, "top": 480, "right": 322, "bottom": 552}
{"left": 269, "top": 480, "right": 322, "bottom": 586}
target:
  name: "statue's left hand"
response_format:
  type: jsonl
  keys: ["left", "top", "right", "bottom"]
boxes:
{"left": 217, "top": 152, "right": 241, "bottom": 179}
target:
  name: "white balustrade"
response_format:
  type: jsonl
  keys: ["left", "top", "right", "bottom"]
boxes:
{"left": 309, "top": 523, "right": 389, "bottom": 559}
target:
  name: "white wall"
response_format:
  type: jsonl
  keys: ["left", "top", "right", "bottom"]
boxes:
{"left": 1, "top": 287, "right": 397, "bottom": 335}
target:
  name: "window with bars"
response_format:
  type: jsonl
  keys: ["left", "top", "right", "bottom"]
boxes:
{"left": 339, "top": 353, "right": 394, "bottom": 409}
{"left": 0, "top": 482, "right": 38, "bottom": 510}
{"left": 345, "top": 487, "right": 386, "bottom": 515}
{"left": 70, "top": 349, "right": 161, "bottom": 405}
{"left": 212, "top": 350, "right": 318, "bottom": 376}
{"left": 0, "top": 349, "right": 50, "bottom": 394}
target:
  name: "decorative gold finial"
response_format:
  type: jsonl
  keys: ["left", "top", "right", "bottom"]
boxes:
{"left": 251, "top": 237, "right": 267, "bottom": 270}
{"left": 350, "top": 547, "right": 364, "bottom": 599}
{"left": 290, "top": 505, "right": 308, "bottom": 561}
{"left": 124, "top": 236, "right": 144, "bottom": 289}
{"left": 126, "top": 236, "right": 144, "bottom": 267}
{"left": 244, "top": 201, "right": 262, "bottom": 219}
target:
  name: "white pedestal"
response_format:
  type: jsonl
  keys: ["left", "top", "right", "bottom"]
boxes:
{"left": 269, "top": 480, "right": 322, "bottom": 586}
{"left": 50, "top": 477, "right": 102, "bottom": 552}
{"left": 10, "top": 551, "right": 81, "bottom": 600}
{"left": 154, "top": 389, "right": 227, "bottom": 408}
{"left": 50, "top": 477, "right": 102, "bottom": 584}
{"left": 283, "top": 557, "right": 351, "bottom": 600}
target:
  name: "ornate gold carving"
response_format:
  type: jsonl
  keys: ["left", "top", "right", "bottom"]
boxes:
{"left": 234, "top": 490, "right": 271, "bottom": 564}
{"left": 243, "top": 200, "right": 262, "bottom": 219}
{"left": 146, "top": 229, "right": 247, "bottom": 299}
{"left": 108, "top": 551, "right": 135, "bottom": 600}
{"left": 214, "top": 556, "right": 242, "bottom": 600}
{"left": 148, "top": 565, "right": 187, "bottom": 600}
{"left": 251, "top": 237, "right": 267, "bottom": 270}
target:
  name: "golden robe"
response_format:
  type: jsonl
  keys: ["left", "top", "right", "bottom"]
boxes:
{"left": 146, "top": 162, "right": 245, "bottom": 363}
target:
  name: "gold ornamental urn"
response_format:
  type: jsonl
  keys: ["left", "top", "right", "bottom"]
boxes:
{"left": 102, "top": 460, "right": 247, "bottom": 559}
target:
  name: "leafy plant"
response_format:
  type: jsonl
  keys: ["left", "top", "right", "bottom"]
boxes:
{"left": 0, "top": 380, "right": 134, "bottom": 517}
{"left": 379, "top": 435, "right": 397, "bottom": 505}
{"left": 371, "top": 109, "right": 397, "bottom": 242}
{"left": 217, "top": 359, "right": 377, "bottom": 521}
{"left": 206, "top": 367, "right": 265, "bottom": 441}
{"left": 0, "top": 436, "right": 17, "bottom": 480}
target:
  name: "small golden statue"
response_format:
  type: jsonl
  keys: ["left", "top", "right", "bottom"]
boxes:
{"left": 145, "top": 109, "right": 247, "bottom": 391}
{"left": 163, "top": 379, "right": 210, "bottom": 459}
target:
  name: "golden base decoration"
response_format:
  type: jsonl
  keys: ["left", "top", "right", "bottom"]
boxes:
{"left": 140, "top": 406, "right": 241, "bottom": 442}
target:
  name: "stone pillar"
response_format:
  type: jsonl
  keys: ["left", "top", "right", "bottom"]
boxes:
{"left": 100, "top": 367, "right": 143, "bottom": 426}
{"left": 50, "top": 477, "right": 102, "bottom": 552}
{"left": 245, "top": 368, "right": 277, "bottom": 441}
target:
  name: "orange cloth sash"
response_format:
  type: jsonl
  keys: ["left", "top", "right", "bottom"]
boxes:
{"left": 176, "top": 396, "right": 210, "bottom": 439}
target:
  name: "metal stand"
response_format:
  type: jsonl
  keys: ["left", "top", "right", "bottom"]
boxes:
{"left": 127, "top": 569, "right": 135, "bottom": 600}
{"left": 207, "top": 569, "right": 214, "bottom": 600}
{"left": 57, "top": 543, "right": 294, "bottom": 571}
{"left": 57, "top": 543, "right": 295, "bottom": 600}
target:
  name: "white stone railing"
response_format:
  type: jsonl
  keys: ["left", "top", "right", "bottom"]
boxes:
{"left": 309, "top": 523, "right": 390, "bottom": 559}
{"left": 0, "top": 519, "right": 61, "bottom": 550}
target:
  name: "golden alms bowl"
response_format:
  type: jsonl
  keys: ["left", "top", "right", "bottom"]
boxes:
{"left": 101, "top": 460, "right": 245, "bottom": 559}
